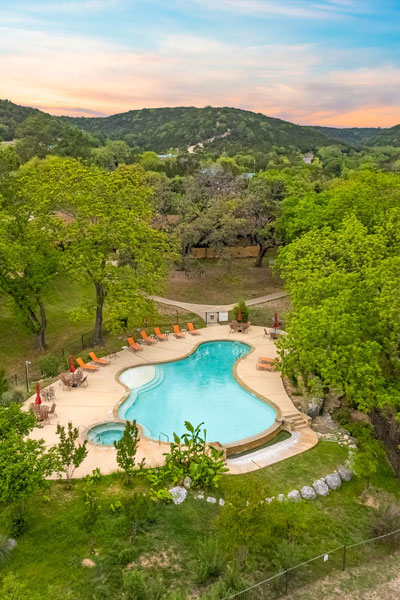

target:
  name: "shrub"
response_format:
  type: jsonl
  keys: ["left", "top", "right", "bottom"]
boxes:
{"left": 0, "top": 534, "right": 12, "bottom": 566}
{"left": 0, "top": 370, "right": 8, "bottom": 396}
{"left": 122, "top": 568, "right": 165, "bottom": 600}
{"left": 233, "top": 300, "right": 249, "bottom": 323}
{"left": 371, "top": 504, "right": 400, "bottom": 543}
{"left": 0, "top": 385, "right": 26, "bottom": 407}
{"left": 194, "top": 537, "right": 225, "bottom": 584}
{"left": 163, "top": 421, "right": 228, "bottom": 489}
{"left": 39, "top": 354, "right": 62, "bottom": 378}
{"left": 114, "top": 420, "right": 140, "bottom": 480}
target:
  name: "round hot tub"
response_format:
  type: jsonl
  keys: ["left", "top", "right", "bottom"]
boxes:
{"left": 87, "top": 422, "right": 125, "bottom": 446}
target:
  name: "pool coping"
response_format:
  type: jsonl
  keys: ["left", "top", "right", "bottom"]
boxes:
{"left": 111, "top": 339, "right": 283, "bottom": 457}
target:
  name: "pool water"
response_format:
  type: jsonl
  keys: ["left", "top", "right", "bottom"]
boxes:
{"left": 119, "top": 340, "right": 276, "bottom": 444}
{"left": 88, "top": 422, "right": 125, "bottom": 445}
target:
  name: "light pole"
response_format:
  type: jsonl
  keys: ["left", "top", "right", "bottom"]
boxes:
{"left": 25, "top": 361, "right": 31, "bottom": 393}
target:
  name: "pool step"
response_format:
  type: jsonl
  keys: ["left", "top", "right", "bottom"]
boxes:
{"left": 283, "top": 411, "right": 311, "bottom": 431}
{"left": 119, "top": 367, "right": 164, "bottom": 418}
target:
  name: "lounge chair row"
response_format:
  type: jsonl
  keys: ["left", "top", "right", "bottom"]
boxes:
{"left": 256, "top": 357, "right": 275, "bottom": 371}
{"left": 127, "top": 324, "right": 200, "bottom": 352}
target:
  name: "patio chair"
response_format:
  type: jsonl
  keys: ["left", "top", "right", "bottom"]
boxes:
{"left": 127, "top": 337, "right": 143, "bottom": 352}
{"left": 241, "top": 322, "right": 251, "bottom": 332}
{"left": 59, "top": 373, "right": 73, "bottom": 391}
{"left": 75, "top": 371, "right": 88, "bottom": 388}
{"left": 141, "top": 330, "right": 157, "bottom": 344}
{"left": 30, "top": 403, "right": 44, "bottom": 421}
{"left": 47, "top": 402, "right": 58, "bottom": 418}
{"left": 187, "top": 323, "right": 200, "bottom": 335}
{"left": 173, "top": 324, "right": 184, "bottom": 338}
{"left": 89, "top": 352, "right": 110, "bottom": 366}
{"left": 154, "top": 327, "right": 167, "bottom": 341}
{"left": 229, "top": 321, "right": 238, "bottom": 332}
{"left": 76, "top": 358, "right": 99, "bottom": 371}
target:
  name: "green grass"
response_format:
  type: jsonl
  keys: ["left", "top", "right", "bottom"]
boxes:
{"left": 1, "top": 442, "right": 399, "bottom": 599}
{"left": 0, "top": 276, "right": 205, "bottom": 380}
{"left": 165, "top": 255, "right": 283, "bottom": 304}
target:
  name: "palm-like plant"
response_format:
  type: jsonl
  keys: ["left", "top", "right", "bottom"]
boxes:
{"left": 0, "top": 534, "right": 12, "bottom": 566}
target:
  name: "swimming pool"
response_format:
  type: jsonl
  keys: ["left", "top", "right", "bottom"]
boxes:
{"left": 119, "top": 340, "right": 277, "bottom": 445}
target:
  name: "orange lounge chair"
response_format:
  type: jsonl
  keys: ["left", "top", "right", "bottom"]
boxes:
{"left": 154, "top": 327, "right": 167, "bottom": 341}
{"left": 173, "top": 324, "right": 184, "bottom": 338}
{"left": 128, "top": 337, "right": 143, "bottom": 352}
{"left": 77, "top": 357, "right": 99, "bottom": 371}
{"left": 141, "top": 330, "right": 157, "bottom": 344}
{"left": 187, "top": 322, "right": 200, "bottom": 335}
{"left": 256, "top": 359, "right": 274, "bottom": 371}
{"left": 258, "top": 357, "right": 275, "bottom": 364}
{"left": 89, "top": 352, "right": 110, "bottom": 366}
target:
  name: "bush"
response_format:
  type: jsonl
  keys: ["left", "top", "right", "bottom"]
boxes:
{"left": 0, "top": 369, "right": 8, "bottom": 396}
{"left": 122, "top": 568, "right": 165, "bottom": 600}
{"left": 0, "top": 385, "right": 26, "bottom": 407}
{"left": 194, "top": 537, "right": 225, "bottom": 584}
{"left": 371, "top": 505, "right": 400, "bottom": 543}
{"left": 0, "top": 534, "right": 12, "bottom": 566}
{"left": 39, "top": 354, "right": 62, "bottom": 378}
{"left": 233, "top": 300, "right": 249, "bottom": 323}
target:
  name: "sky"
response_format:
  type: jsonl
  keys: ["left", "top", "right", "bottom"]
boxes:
{"left": 0, "top": 0, "right": 399, "bottom": 127}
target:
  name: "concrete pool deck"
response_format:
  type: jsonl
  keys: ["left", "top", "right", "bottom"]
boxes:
{"left": 25, "top": 325, "right": 318, "bottom": 477}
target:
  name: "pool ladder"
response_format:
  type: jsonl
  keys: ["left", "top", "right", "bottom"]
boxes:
{"left": 158, "top": 432, "right": 169, "bottom": 445}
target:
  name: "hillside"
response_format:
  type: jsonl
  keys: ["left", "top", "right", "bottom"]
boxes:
{"left": 0, "top": 99, "right": 47, "bottom": 141}
{"left": 61, "top": 106, "right": 336, "bottom": 154}
{"left": 367, "top": 124, "right": 400, "bottom": 147}
{"left": 311, "top": 125, "right": 382, "bottom": 145}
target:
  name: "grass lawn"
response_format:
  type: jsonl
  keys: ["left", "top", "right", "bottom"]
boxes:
{"left": 165, "top": 255, "right": 283, "bottom": 304}
{"left": 0, "top": 276, "right": 205, "bottom": 381}
{"left": 1, "top": 441, "right": 399, "bottom": 599}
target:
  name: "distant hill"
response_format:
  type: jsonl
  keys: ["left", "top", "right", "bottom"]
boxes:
{"left": 61, "top": 106, "right": 336, "bottom": 154}
{"left": 366, "top": 124, "right": 400, "bottom": 147}
{"left": 310, "top": 126, "right": 382, "bottom": 146}
{"left": 0, "top": 99, "right": 47, "bottom": 140}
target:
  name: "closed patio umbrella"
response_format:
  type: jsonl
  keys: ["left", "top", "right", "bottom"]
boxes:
{"left": 273, "top": 313, "right": 279, "bottom": 329}
{"left": 237, "top": 306, "right": 242, "bottom": 322}
{"left": 69, "top": 355, "right": 76, "bottom": 373}
{"left": 35, "top": 382, "right": 41, "bottom": 405}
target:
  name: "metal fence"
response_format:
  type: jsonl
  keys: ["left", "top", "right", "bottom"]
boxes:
{"left": 223, "top": 528, "right": 400, "bottom": 599}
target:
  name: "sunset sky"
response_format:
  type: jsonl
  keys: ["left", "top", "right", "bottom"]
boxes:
{"left": 0, "top": 0, "right": 399, "bottom": 127}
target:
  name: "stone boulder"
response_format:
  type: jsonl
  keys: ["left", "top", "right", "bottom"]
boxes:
{"left": 82, "top": 558, "right": 96, "bottom": 568}
{"left": 325, "top": 472, "right": 342, "bottom": 490}
{"left": 183, "top": 476, "right": 192, "bottom": 489}
{"left": 287, "top": 490, "right": 301, "bottom": 502}
{"left": 338, "top": 464, "right": 353, "bottom": 482}
{"left": 313, "top": 479, "right": 329, "bottom": 497}
{"left": 168, "top": 486, "right": 187, "bottom": 505}
{"left": 306, "top": 401, "right": 321, "bottom": 419}
{"left": 207, "top": 496, "right": 217, "bottom": 504}
{"left": 300, "top": 486, "right": 316, "bottom": 500}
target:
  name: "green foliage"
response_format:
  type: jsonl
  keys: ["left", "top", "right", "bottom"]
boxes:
{"left": 39, "top": 354, "right": 62, "bottom": 377}
{"left": 55, "top": 422, "right": 88, "bottom": 484}
{"left": 82, "top": 468, "right": 101, "bottom": 532}
{"left": 113, "top": 420, "right": 140, "bottom": 480}
{"left": 371, "top": 504, "right": 400, "bottom": 541}
{"left": 163, "top": 421, "right": 228, "bottom": 489}
{"left": 233, "top": 300, "right": 249, "bottom": 323}
{"left": 122, "top": 568, "right": 165, "bottom": 600}
{"left": 0, "top": 574, "right": 38, "bottom": 600}
{"left": 0, "top": 368, "right": 8, "bottom": 396}
{"left": 0, "top": 385, "right": 26, "bottom": 407}
{"left": 194, "top": 537, "right": 225, "bottom": 583}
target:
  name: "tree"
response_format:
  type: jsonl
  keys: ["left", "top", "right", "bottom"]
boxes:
{"left": 18, "top": 157, "right": 171, "bottom": 344}
{"left": 0, "top": 405, "right": 56, "bottom": 534}
{"left": 91, "top": 140, "right": 132, "bottom": 170}
{"left": 55, "top": 422, "right": 88, "bottom": 485}
{"left": 113, "top": 420, "right": 140, "bottom": 480}
{"left": 0, "top": 172, "right": 61, "bottom": 350}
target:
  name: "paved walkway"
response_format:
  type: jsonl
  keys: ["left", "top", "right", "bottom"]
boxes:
{"left": 149, "top": 291, "right": 288, "bottom": 320}
{"left": 25, "top": 325, "right": 317, "bottom": 478}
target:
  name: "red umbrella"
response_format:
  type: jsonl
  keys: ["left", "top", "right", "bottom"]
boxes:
{"left": 69, "top": 354, "right": 76, "bottom": 374}
{"left": 273, "top": 313, "right": 279, "bottom": 329}
{"left": 35, "top": 382, "right": 42, "bottom": 405}
{"left": 237, "top": 306, "right": 242, "bottom": 322}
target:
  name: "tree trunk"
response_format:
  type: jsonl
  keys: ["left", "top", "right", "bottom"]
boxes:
{"left": 93, "top": 281, "right": 106, "bottom": 344}
{"left": 36, "top": 296, "right": 47, "bottom": 351}
{"left": 254, "top": 243, "right": 269, "bottom": 268}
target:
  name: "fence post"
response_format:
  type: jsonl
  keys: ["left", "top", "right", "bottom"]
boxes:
{"left": 342, "top": 545, "right": 347, "bottom": 570}
{"left": 285, "top": 570, "right": 289, "bottom": 595}
{"left": 14, "top": 374, "right": 17, "bottom": 386}
{"left": 81, "top": 335, "right": 85, "bottom": 351}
